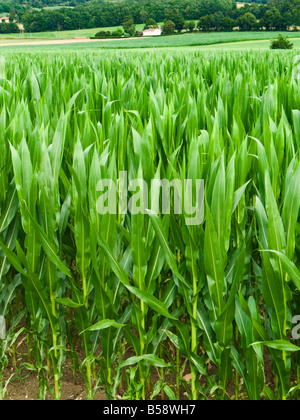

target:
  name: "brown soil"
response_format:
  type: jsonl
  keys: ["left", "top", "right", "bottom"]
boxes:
{"left": 3, "top": 351, "right": 108, "bottom": 401}
{"left": 0, "top": 37, "right": 135, "bottom": 47}
{"left": 5, "top": 370, "right": 106, "bottom": 401}
{"left": 1, "top": 330, "right": 277, "bottom": 400}
{"left": 2, "top": 333, "right": 107, "bottom": 400}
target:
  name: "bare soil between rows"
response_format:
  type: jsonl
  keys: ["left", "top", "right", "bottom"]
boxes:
{"left": 5, "top": 370, "right": 107, "bottom": 400}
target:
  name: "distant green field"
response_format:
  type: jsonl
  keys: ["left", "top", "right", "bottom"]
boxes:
{"left": 197, "top": 37, "right": 300, "bottom": 50}
{"left": 31, "top": 6, "right": 74, "bottom": 11}
{"left": 0, "top": 24, "right": 149, "bottom": 41}
{"left": 43, "top": 6, "right": 74, "bottom": 10}
{"left": 2, "top": 31, "right": 300, "bottom": 51}
{"left": 69, "top": 31, "right": 300, "bottom": 49}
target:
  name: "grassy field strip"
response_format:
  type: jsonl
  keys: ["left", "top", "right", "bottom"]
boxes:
{"left": 3, "top": 36, "right": 300, "bottom": 52}
{"left": 0, "top": 24, "right": 147, "bottom": 41}
{"left": 196, "top": 37, "right": 300, "bottom": 50}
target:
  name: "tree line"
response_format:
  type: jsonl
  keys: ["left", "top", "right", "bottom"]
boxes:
{"left": 0, "top": 21, "right": 19, "bottom": 34}
{"left": 20, "top": 0, "right": 236, "bottom": 32}
{"left": 2, "top": 0, "right": 300, "bottom": 34}
{"left": 0, "top": 0, "right": 89, "bottom": 14}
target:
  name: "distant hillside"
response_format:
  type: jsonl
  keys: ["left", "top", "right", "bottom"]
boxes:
{"left": 0, "top": 0, "right": 275, "bottom": 27}
{"left": 0, "top": 0, "right": 91, "bottom": 14}
{"left": 0, "top": 0, "right": 268, "bottom": 12}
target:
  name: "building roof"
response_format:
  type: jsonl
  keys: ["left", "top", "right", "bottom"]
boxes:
{"left": 143, "top": 27, "right": 162, "bottom": 34}
{"left": 1, "top": 16, "right": 17, "bottom": 22}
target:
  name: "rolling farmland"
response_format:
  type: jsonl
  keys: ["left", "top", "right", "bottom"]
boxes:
{"left": 1, "top": 31, "right": 300, "bottom": 49}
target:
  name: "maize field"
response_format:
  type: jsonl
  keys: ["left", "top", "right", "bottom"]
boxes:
{"left": 0, "top": 50, "right": 300, "bottom": 400}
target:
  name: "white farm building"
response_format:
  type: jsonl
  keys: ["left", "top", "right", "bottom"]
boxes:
{"left": 143, "top": 27, "right": 162, "bottom": 36}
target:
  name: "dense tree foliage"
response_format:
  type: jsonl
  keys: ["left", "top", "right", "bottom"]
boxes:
{"left": 162, "top": 19, "right": 176, "bottom": 34}
{"left": 1, "top": 0, "right": 300, "bottom": 33}
{"left": 20, "top": 1, "right": 234, "bottom": 32}
{"left": 0, "top": 21, "right": 19, "bottom": 33}
{"left": 0, "top": 0, "right": 269, "bottom": 17}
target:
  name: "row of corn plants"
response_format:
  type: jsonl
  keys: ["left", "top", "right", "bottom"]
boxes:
{"left": 0, "top": 49, "right": 299, "bottom": 400}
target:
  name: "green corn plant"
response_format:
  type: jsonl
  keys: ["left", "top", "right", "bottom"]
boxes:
{"left": 0, "top": 49, "right": 299, "bottom": 401}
